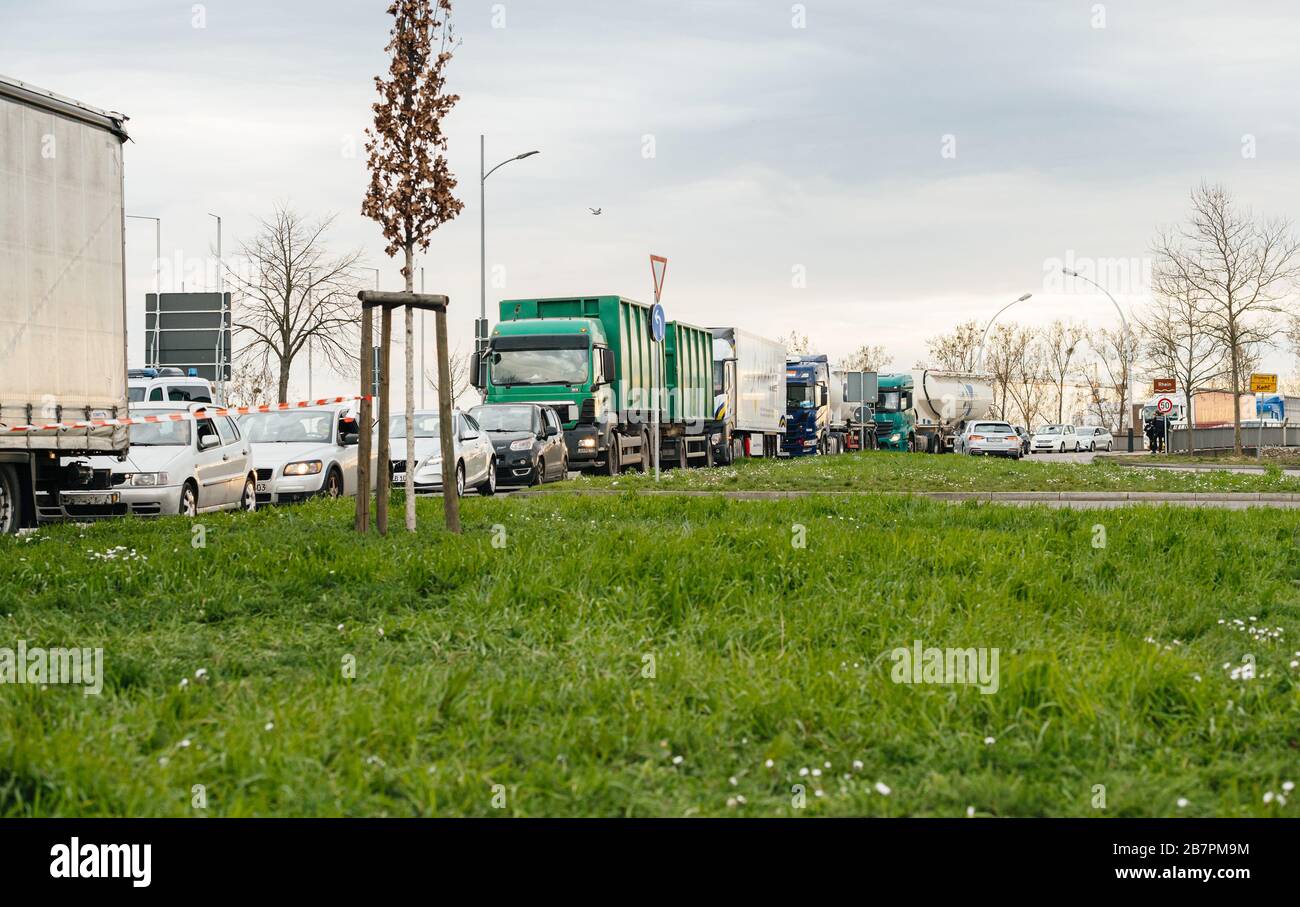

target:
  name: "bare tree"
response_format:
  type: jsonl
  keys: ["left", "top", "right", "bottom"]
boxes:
{"left": 1004, "top": 327, "right": 1049, "bottom": 429}
{"left": 227, "top": 205, "right": 364, "bottom": 402}
{"left": 1154, "top": 183, "right": 1300, "bottom": 453}
{"left": 363, "top": 0, "right": 465, "bottom": 533}
{"left": 921, "top": 319, "right": 982, "bottom": 372}
{"left": 840, "top": 344, "right": 890, "bottom": 372}
{"left": 225, "top": 359, "right": 276, "bottom": 408}
{"left": 1088, "top": 324, "right": 1140, "bottom": 433}
{"left": 1042, "top": 320, "right": 1088, "bottom": 423}
{"left": 983, "top": 323, "right": 1020, "bottom": 421}
{"left": 777, "top": 331, "right": 810, "bottom": 356}
{"left": 423, "top": 346, "right": 474, "bottom": 407}
{"left": 1139, "top": 280, "right": 1224, "bottom": 456}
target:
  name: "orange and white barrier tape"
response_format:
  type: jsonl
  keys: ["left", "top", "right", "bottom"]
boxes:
{"left": 2, "top": 396, "right": 372, "bottom": 433}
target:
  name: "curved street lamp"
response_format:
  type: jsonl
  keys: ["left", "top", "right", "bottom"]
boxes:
{"left": 479, "top": 139, "right": 541, "bottom": 381}
{"left": 1062, "top": 267, "right": 1132, "bottom": 430}
{"left": 976, "top": 293, "right": 1033, "bottom": 372}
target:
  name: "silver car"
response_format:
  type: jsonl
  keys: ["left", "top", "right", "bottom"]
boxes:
{"left": 956, "top": 420, "right": 1023, "bottom": 459}
{"left": 240, "top": 405, "right": 368, "bottom": 504}
{"left": 62, "top": 403, "right": 257, "bottom": 517}
{"left": 389, "top": 409, "right": 496, "bottom": 496}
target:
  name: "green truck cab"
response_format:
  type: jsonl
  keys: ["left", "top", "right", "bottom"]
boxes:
{"left": 873, "top": 372, "right": 916, "bottom": 452}
{"left": 471, "top": 296, "right": 713, "bottom": 474}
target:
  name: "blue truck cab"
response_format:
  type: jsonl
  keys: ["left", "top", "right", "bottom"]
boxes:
{"left": 782, "top": 355, "right": 830, "bottom": 456}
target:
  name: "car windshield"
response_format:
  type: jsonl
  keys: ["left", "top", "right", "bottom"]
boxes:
{"left": 787, "top": 384, "right": 814, "bottom": 407}
{"left": 128, "top": 420, "right": 191, "bottom": 446}
{"left": 1037, "top": 425, "right": 1063, "bottom": 435}
{"left": 240, "top": 411, "right": 334, "bottom": 443}
{"left": 127, "top": 386, "right": 146, "bottom": 403}
{"left": 490, "top": 348, "right": 587, "bottom": 386}
{"left": 972, "top": 423, "right": 1012, "bottom": 434}
{"left": 469, "top": 406, "right": 534, "bottom": 432}
{"left": 388, "top": 414, "right": 441, "bottom": 438}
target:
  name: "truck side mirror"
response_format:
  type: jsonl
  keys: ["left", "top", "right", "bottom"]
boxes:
{"left": 469, "top": 352, "right": 484, "bottom": 390}
{"left": 600, "top": 349, "right": 616, "bottom": 386}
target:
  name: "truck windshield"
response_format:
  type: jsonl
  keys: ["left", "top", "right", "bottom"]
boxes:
{"left": 491, "top": 349, "right": 587, "bottom": 386}
{"left": 240, "top": 411, "right": 334, "bottom": 443}
{"left": 787, "top": 384, "right": 814, "bottom": 407}
{"left": 878, "top": 390, "right": 902, "bottom": 412}
{"left": 129, "top": 421, "right": 191, "bottom": 446}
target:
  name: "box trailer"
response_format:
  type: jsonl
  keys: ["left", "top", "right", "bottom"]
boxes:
{"left": 709, "top": 327, "right": 786, "bottom": 461}
{"left": 473, "top": 295, "right": 714, "bottom": 474}
{"left": 0, "top": 75, "right": 130, "bottom": 532}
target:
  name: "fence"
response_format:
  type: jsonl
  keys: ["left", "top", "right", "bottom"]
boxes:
{"left": 1167, "top": 424, "right": 1300, "bottom": 453}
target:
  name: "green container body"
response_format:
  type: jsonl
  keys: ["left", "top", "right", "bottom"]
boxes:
{"left": 492, "top": 295, "right": 712, "bottom": 428}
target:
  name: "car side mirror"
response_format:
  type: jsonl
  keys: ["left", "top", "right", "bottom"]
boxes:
{"left": 341, "top": 431, "right": 359, "bottom": 446}
{"left": 545, "top": 425, "right": 559, "bottom": 438}
{"left": 469, "top": 352, "right": 484, "bottom": 390}
{"left": 198, "top": 434, "right": 220, "bottom": 450}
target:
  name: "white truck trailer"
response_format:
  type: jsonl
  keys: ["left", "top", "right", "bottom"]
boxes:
{"left": 0, "top": 75, "right": 130, "bottom": 532}
{"left": 709, "top": 327, "right": 787, "bottom": 461}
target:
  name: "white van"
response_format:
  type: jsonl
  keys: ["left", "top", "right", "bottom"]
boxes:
{"left": 127, "top": 367, "right": 219, "bottom": 405}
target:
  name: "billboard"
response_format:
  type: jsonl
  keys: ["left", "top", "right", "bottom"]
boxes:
{"left": 145, "top": 293, "right": 231, "bottom": 382}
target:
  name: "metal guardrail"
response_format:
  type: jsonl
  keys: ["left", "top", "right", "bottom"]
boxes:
{"left": 1167, "top": 424, "right": 1300, "bottom": 453}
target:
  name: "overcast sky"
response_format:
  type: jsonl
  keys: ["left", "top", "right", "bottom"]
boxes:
{"left": 5, "top": 0, "right": 1299, "bottom": 401}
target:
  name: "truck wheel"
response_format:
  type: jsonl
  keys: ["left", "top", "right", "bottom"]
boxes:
{"left": 705, "top": 438, "right": 715, "bottom": 468}
{"left": 0, "top": 465, "right": 19, "bottom": 535}
{"left": 637, "top": 429, "right": 651, "bottom": 473}
{"left": 675, "top": 439, "right": 688, "bottom": 470}
{"left": 604, "top": 437, "right": 621, "bottom": 476}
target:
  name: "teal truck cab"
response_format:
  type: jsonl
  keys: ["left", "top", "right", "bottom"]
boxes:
{"left": 874, "top": 372, "right": 916, "bottom": 452}
{"left": 471, "top": 296, "right": 713, "bottom": 474}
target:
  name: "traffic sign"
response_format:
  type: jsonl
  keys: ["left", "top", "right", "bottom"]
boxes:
{"left": 649, "top": 254, "right": 667, "bottom": 303}
{"left": 1153, "top": 378, "right": 1176, "bottom": 393}
{"left": 1156, "top": 397, "right": 1173, "bottom": 415}
{"left": 650, "top": 303, "right": 666, "bottom": 343}
{"left": 1250, "top": 372, "right": 1278, "bottom": 394}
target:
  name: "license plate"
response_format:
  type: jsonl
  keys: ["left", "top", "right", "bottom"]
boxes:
{"left": 255, "top": 482, "right": 268, "bottom": 493}
{"left": 393, "top": 473, "right": 406, "bottom": 483}
{"left": 62, "top": 492, "right": 119, "bottom": 505}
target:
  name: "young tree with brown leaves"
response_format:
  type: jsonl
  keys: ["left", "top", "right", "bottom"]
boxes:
{"left": 362, "top": 0, "right": 465, "bottom": 532}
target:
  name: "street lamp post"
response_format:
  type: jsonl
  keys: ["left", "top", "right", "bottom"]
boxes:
{"left": 480, "top": 137, "right": 540, "bottom": 386}
{"left": 126, "top": 215, "right": 161, "bottom": 366}
{"left": 207, "top": 213, "right": 225, "bottom": 399}
{"left": 1063, "top": 267, "right": 1132, "bottom": 433}
{"left": 976, "top": 293, "right": 1033, "bottom": 373}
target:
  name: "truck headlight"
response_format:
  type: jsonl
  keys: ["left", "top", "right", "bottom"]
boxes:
{"left": 130, "top": 472, "right": 168, "bottom": 487}
{"left": 890, "top": 433, "right": 901, "bottom": 442}
{"left": 509, "top": 439, "right": 533, "bottom": 451}
{"left": 283, "top": 460, "right": 323, "bottom": 476}
{"left": 578, "top": 438, "right": 596, "bottom": 449}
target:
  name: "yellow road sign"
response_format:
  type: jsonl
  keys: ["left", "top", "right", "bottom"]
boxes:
{"left": 1250, "top": 373, "right": 1278, "bottom": 394}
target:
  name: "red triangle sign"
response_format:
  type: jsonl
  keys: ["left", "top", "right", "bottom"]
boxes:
{"left": 649, "top": 254, "right": 667, "bottom": 303}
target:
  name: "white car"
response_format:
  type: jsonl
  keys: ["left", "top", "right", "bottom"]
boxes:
{"left": 956, "top": 420, "right": 1023, "bottom": 459}
{"left": 128, "top": 367, "right": 219, "bottom": 405}
{"left": 389, "top": 409, "right": 496, "bottom": 496}
{"left": 240, "top": 405, "right": 368, "bottom": 504}
{"left": 59, "top": 403, "right": 256, "bottom": 518}
{"left": 1031, "top": 424, "right": 1080, "bottom": 453}
{"left": 1076, "top": 426, "right": 1113, "bottom": 452}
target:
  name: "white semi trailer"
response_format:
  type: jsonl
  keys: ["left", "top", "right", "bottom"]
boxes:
{"left": 709, "top": 327, "right": 787, "bottom": 460}
{"left": 0, "top": 75, "right": 130, "bottom": 532}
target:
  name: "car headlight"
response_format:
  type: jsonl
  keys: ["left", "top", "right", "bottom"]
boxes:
{"left": 509, "top": 439, "right": 533, "bottom": 451}
{"left": 578, "top": 438, "right": 596, "bottom": 449}
{"left": 129, "top": 472, "right": 168, "bottom": 487}
{"left": 283, "top": 460, "right": 323, "bottom": 476}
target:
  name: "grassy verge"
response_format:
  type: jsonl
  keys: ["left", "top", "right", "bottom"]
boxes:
{"left": 556, "top": 450, "right": 1300, "bottom": 494}
{"left": 2, "top": 493, "right": 1298, "bottom": 817}
{"left": 1131, "top": 454, "right": 1300, "bottom": 468}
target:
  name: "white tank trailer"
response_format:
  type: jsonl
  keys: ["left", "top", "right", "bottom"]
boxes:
{"left": 911, "top": 370, "right": 995, "bottom": 453}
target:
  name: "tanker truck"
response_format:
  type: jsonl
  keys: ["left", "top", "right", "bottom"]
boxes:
{"left": 0, "top": 76, "right": 130, "bottom": 532}
{"left": 874, "top": 370, "right": 994, "bottom": 453}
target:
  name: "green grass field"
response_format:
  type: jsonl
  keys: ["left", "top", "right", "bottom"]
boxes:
{"left": 3, "top": 469, "right": 1298, "bottom": 816}
{"left": 559, "top": 449, "right": 1300, "bottom": 494}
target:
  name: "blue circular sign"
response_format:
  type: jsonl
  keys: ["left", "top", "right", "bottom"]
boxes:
{"left": 650, "top": 304, "right": 666, "bottom": 342}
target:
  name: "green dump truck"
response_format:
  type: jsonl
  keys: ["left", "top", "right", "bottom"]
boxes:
{"left": 471, "top": 296, "right": 713, "bottom": 474}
